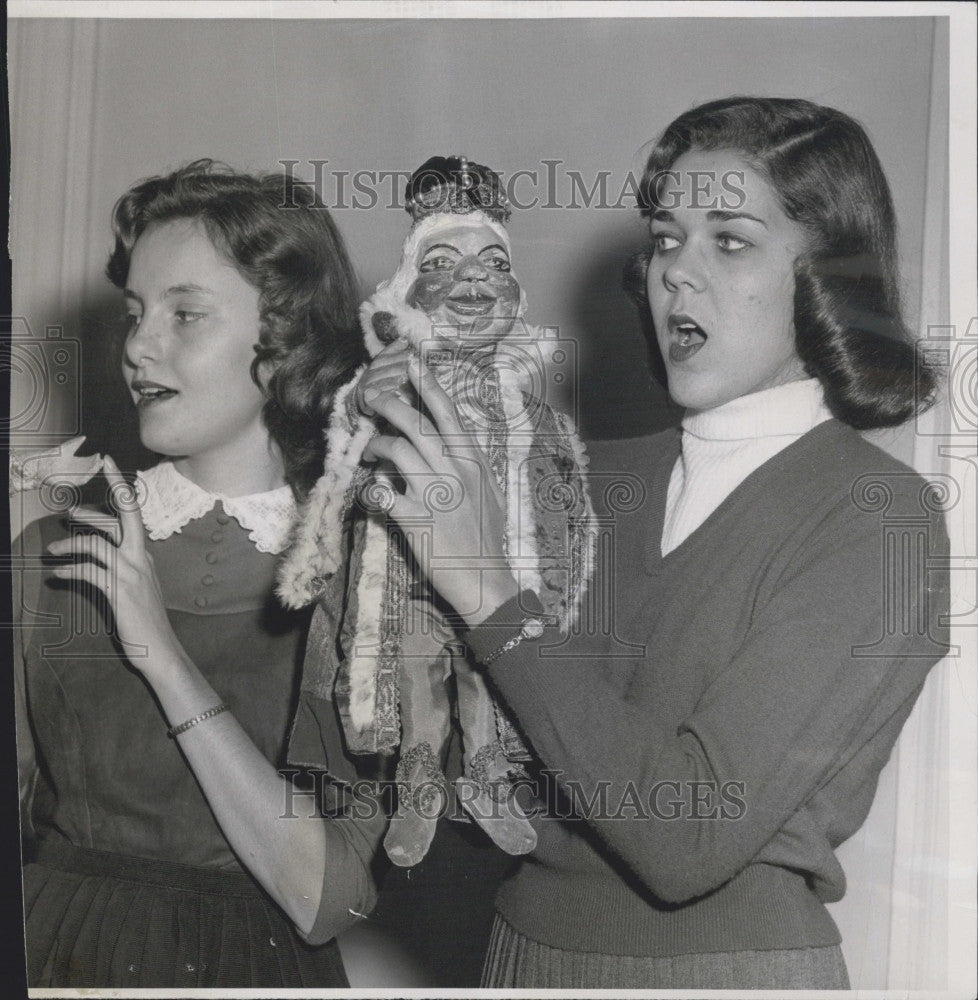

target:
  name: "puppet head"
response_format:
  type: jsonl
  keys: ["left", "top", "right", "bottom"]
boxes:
{"left": 361, "top": 156, "right": 530, "bottom": 357}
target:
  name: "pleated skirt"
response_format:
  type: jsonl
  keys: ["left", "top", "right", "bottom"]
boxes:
{"left": 23, "top": 839, "right": 348, "bottom": 989}
{"left": 482, "top": 913, "right": 851, "bottom": 990}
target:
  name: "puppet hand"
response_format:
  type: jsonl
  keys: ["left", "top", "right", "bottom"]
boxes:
{"left": 46, "top": 456, "right": 185, "bottom": 674}
{"left": 362, "top": 354, "right": 518, "bottom": 627}
{"left": 372, "top": 311, "right": 400, "bottom": 345}
{"left": 10, "top": 436, "right": 103, "bottom": 494}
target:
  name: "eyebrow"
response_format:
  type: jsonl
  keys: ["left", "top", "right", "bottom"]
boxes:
{"left": 421, "top": 243, "right": 460, "bottom": 255}
{"left": 420, "top": 243, "right": 510, "bottom": 256}
{"left": 123, "top": 283, "right": 215, "bottom": 301}
{"left": 652, "top": 209, "right": 768, "bottom": 228}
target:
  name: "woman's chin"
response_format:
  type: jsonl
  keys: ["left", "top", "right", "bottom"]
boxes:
{"left": 135, "top": 428, "right": 186, "bottom": 458}
{"left": 666, "top": 374, "right": 718, "bottom": 411}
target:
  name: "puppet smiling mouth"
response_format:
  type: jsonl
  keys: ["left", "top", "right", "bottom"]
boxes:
{"left": 447, "top": 289, "right": 497, "bottom": 316}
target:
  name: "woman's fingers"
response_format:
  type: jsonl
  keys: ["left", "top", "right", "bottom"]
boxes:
{"left": 361, "top": 374, "right": 410, "bottom": 404}
{"left": 363, "top": 433, "right": 433, "bottom": 482}
{"left": 366, "top": 392, "right": 450, "bottom": 468}
{"left": 354, "top": 456, "right": 425, "bottom": 522}
{"left": 47, "top": 531, "right": 115, "bottom": 570}
{"left": 363, "top": 357, "right": 411, "bottom": 386}
{"left": 68, "top": 506, "right": 123, "bottom": 544}
{"left": 101, "top": 455, "right": 145, "bottom": 553}
{"left": 50, "top": 561, "right": 110, "bottom": 594}
{"left": 357, "top": 344, "right": 412, "bottom": 414}
{"left": 363, "top": 340, "right": 411, "bottom": 381}
{"left": 368, "top": 363, "right": 498, "bottom": 508}
{"left": 362, "top": 434, "right": 467, "bottom": 521}
{"left": 406, "top": 355, "right": 465, "bottom": 438}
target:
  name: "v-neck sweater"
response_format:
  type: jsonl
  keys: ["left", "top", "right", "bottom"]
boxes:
{"left": 465, "top": 419, "right": 950, "bottom": 957}
{"left": 661, "top": 379, "right": 832, "bottom": 554}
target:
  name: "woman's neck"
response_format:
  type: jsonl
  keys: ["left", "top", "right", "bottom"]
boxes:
{"left": 682, "top": 379, "right": 830, "bottom": 442}
{"left": 171, "top": 436, "right": 287, "bottom": 497}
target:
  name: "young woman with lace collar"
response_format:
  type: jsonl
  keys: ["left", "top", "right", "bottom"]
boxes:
{"left": 14, "top": 162, "right": 384, "bottom": 988}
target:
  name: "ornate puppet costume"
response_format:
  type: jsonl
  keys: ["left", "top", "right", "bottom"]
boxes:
{"left": 279, "top": 158, "right": 595, "bottom": 867}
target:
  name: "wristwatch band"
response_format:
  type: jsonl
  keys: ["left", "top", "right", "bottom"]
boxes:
{"left": 481, "top": 617, "right": 545, "bottom": 666}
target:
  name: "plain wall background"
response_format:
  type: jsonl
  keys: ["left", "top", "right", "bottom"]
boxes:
{"left": 10, "top": 16, "right": 942, "bottom": 450}
{"left": 7, "top": 13, "right": 951, "bottom": 989}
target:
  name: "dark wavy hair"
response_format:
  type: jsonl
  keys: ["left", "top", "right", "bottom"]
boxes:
{"left": 625, "top": 97, "right": 937, "bottom": 429}
{"left": 106, "top": 159, "right": 367, "bottom": 497}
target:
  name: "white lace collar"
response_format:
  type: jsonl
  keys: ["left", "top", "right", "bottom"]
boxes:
{"left": 137, "top": 461, "right": 297, "bottom": 554}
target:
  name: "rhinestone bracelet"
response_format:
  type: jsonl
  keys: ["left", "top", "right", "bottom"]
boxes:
{"left": 167, "top": 703, "right": 230, "bottom": 739}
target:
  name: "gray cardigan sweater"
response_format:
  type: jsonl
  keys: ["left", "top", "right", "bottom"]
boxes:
{"left": 464, "top": 420, "right": 950, "bottom": 956}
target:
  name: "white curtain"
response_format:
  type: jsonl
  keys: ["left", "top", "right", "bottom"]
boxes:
{"left": 829, "top": 18, "right": 977, "bottom": 994}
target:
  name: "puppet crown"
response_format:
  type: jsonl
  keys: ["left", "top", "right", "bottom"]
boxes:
{"left": 406, "top": 155, "right": 511, "bottom": 225}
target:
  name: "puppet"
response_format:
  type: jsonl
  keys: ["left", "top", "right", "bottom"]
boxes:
{"left": 279, "top": 157, "right": 595, "bottom": 867}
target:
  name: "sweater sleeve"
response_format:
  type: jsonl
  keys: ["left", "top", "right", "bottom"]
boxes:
{"left": 297, "top": 786, "right": 386, "bottom": 946}
{"left": 466, "top": 490, "right": 950, "bottom": 905}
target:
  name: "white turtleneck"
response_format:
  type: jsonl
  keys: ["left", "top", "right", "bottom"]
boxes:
{"left": 660, "top": 379, "right": 833, "bottom": 556}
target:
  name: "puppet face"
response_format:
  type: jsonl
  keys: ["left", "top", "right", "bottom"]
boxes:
{"left": 406, "top": 221, "right": 521, "bottom": 344}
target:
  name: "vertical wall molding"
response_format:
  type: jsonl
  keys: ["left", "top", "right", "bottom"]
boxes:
{"left": 9, "top": 18, "right": 100, "bottom": 434}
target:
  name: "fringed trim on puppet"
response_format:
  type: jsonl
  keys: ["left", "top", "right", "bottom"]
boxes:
{"left": 348, "top": 510, "right": 389, "bottom": 733}
{"left": 372, "top": 527, "right": 406, "bottom": 750}
{"left": 553, "top": 407, "right": 598, "bottom": 632}
{"left": 496, "top": 361, "right": 543, "bottom": 598}
{"left": 277, "top": 370, "right": 372, "bottom": 608}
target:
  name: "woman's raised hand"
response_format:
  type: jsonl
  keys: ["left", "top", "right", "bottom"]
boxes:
{"left": 355, "top": 339, "right": 413, "bottom": 416}
{"left": 46, "top": 455, "right": 184, "bottom": 674}
{"left": 361, "top": 348, "right": 519, "bottom": 627}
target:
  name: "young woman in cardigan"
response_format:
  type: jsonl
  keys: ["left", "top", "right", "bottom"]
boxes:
{"left": 351, "top": 98, "right": 951, "bottom": 988}
{"left": 14, "top": 161, "right": 385, "bottom": 988}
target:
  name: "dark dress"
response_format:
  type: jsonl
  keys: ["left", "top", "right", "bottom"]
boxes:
{"left": 20, "top": 504, "right": 353, "bottom": 988}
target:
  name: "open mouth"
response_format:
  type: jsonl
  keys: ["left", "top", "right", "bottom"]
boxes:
{"left": 667, "top": 314, "right": 707, "bottom": 363}
{"left": 131, "top": 379, "right": 177, "bottom": 405}
{"left": 447, "top": 288, "right": 497, "bottom": 317}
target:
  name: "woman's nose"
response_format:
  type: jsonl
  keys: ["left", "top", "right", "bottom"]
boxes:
{"left": 662, "top": 244, "right": 707, "bottom": 293}
{"left": 123, "top": 313, "right": 163, "bottom": 368}
{"left": 454, "top": 254, "right": 489, "bottom": 281}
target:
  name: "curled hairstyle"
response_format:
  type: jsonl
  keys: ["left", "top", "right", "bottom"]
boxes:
{"left": 106, "top": 159, "right": 367, "bottom": 497}
{"left": 626, "top": 97, "right": 937, "bottom": 428}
